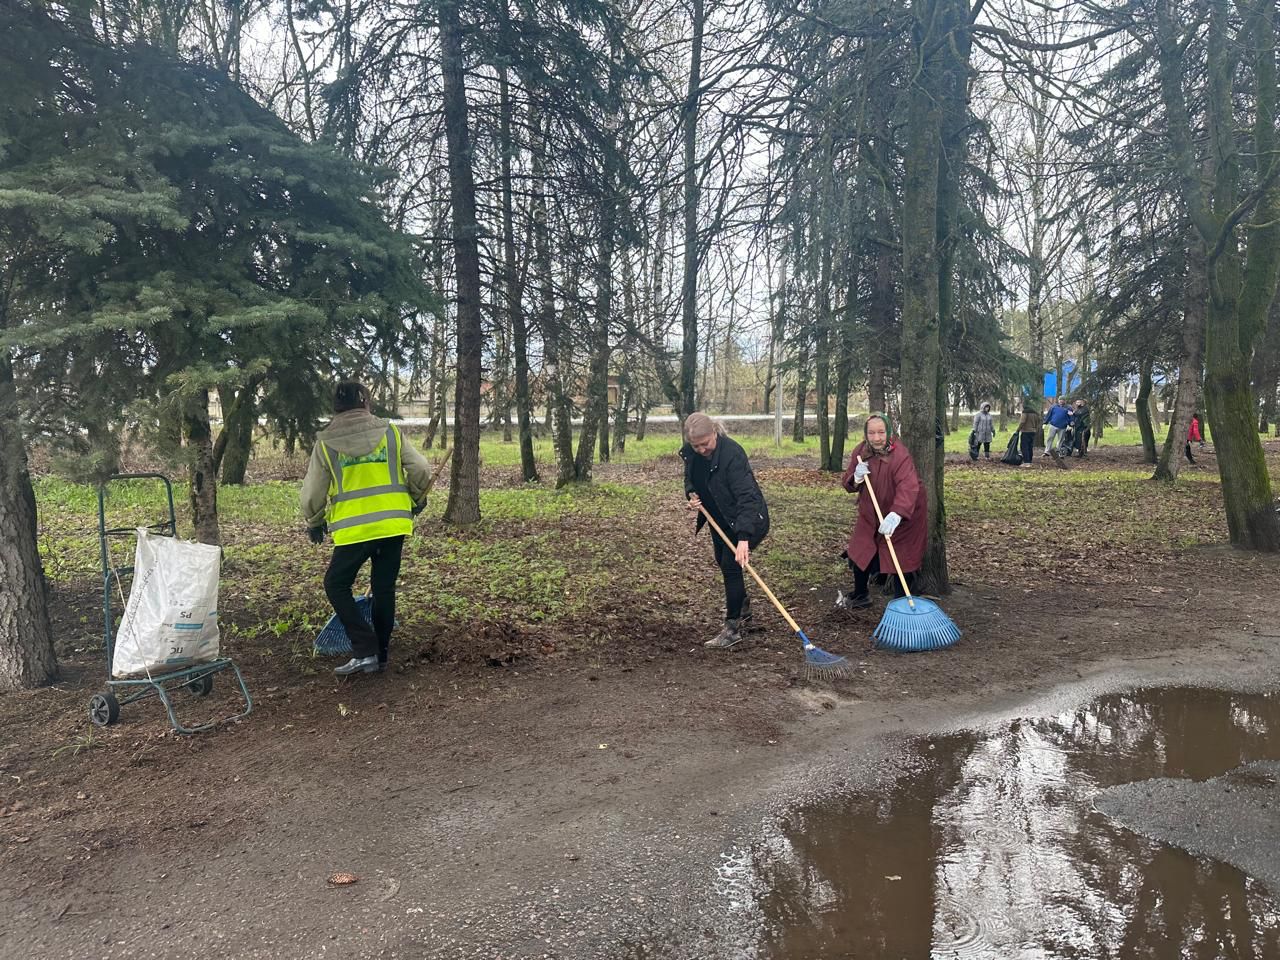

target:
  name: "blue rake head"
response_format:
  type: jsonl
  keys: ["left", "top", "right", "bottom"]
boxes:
{"left": 313, "top": 596, "right": 373, "bottom": 657}
{"left": 872, "top": 596, "right": 961, "bottom": 652}
{"left": 798, "top": 630, "right": 853, "bottom": 679}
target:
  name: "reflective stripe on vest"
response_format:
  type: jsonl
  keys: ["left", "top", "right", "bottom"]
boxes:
{"left": 320, "top": 425, "right": 414, "bottom": 545}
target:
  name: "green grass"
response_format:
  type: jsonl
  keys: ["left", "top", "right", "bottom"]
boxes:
{"left": 472, "top": 429, "right": 818, "bottom": 467}
{"left": 33, "top": 423, "right": 1274, "bottom": 663}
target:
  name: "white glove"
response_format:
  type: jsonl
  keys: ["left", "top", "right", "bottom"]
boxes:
{"left": 853, "top": 462, "right": 870, "bottom": 485}
{"left": 878, "top": 511, "right": 902, "bottom": 537}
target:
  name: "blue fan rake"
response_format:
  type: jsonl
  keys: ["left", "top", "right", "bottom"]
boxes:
{"left": 857, "top": 457, "right": 961, "bottom": 652}
{"left": 313, "top": 596, "right": 371, "bottom": 657}
{"left": 698, "top": 506, "right": 851, "bottom": 680}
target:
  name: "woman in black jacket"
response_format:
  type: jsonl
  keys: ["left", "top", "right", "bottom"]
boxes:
{"left": 679, "top": 412, "right": 770, "bottom": 649}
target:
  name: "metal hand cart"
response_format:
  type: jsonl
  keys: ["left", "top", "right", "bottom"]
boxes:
{"left": 90, "top": 473, "right": 252, "bottom": 734}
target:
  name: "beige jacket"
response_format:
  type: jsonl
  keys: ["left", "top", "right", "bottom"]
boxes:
{"left": 300, "top": 410, "right": 432, "bottom": 528}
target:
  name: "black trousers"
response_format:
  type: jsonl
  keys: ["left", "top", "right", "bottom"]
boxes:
{"left": 980, "top": 441, "right": 991, "bottom": 457}
{"left": 1185, "top": 442, "right": 1196, "bottom": 464}
{"left": 711, "top": 530, "right": 763, "bottom": 621}
{"left": 324, "top": 535, "right": 405, "bottom": 661}
{"left": 851, "top": 553, "right": 914, "bottom": 600}
{"left": 1020, "top": 432, "right": 1035, "bottom": 464}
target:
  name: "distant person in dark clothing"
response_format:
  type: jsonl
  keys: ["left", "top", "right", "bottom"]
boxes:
{"left": 1017, "top": 403, "right": 1039, "bottom": 469}
{"left": 1072, "top": 400, "right": 1092, "bottom": 457}
{"left": 680, "top": 412, "right": 770, "bottom": 649}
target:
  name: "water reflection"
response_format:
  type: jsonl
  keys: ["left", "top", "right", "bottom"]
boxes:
{"left": 720, "top": 688, "right": 1280, "bottom": 959}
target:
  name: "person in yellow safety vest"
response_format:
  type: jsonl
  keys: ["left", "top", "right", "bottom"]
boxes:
{"left": 301, "top": 381, "right": 433, "bottom": 675}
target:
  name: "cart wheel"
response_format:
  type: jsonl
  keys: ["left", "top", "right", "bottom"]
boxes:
{"left": 186, "top": 674, "right": 214, "bottom": 697}
{"left": 89, "top": 692, "right": 120, "bottom": 727}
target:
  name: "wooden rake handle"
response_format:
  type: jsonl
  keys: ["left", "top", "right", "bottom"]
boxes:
{"left": 695, "top": 503, "right": 802, "bottom": 635}
{"left": 855, "top": 456, "right": 915, "bottom": 607}
{"left": 424, "top": 446, "right": 454, "bottom": 497}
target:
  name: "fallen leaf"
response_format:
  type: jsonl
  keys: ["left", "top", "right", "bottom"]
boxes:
{"left": 327, "top": 872, "right": 359, "bottom": 886}
{"left": 885, "top": 875, "right": 902, "bottom": 881}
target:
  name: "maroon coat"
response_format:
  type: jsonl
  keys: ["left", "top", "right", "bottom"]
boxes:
{"left": 841, "top": 440, "right": 928, "bottom": 574}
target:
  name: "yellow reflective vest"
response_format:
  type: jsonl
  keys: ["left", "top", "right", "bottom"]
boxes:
{"left": 318, "top": 425, "right": 414, "bottom": 545}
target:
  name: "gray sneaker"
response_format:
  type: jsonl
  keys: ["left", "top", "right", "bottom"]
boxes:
{"left": 335, "top": 655, "right": 379, "bottom": 675}
{"left": 835, "top": 589, "right": 871, "bottom": 610}
{"left": 704, "top": 620, "right": 742, "bottom": 649}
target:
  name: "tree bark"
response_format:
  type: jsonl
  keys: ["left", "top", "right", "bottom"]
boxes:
{"left": 868, "top": 201, "right": 894, "bottom": 416}
{"left": 815, "top": 239, "right": 833, "bottom": 468}
{"left": 828, "top": 264, "right": 855, "bottom": 471}
{"left": 572, "top": 157, "right": 618, "bottom": 483}
{"left": 1153, "top": 0, "right": 1280, "bottom": 549}
{"left": 1154, "top": 239, "right": 1206, "bottom": 481}
{"left": 439, "top": 0, "right": 483, "bottom": 524}
{"left": 677, "top": 0, "right": 704, "bottom": 422}
{"left": 1136, "top": 358, "right": 1158, "bottom": 464}
{"left": 792, "top": 331, "right": 809, "bottom": 443}
{"left": 899, "top": 0, "right": 955, "bottom": 594}
{"left": 0, "top": 353, "right": 57, "bottom": 691}
{"left": 184, "top": 389, "right": 222, "bottom": 545}
{"left": 498, "top": 3, "right": 538, "bottom": 483}
{"left": 216, "top": 378, "right": 260, "bottom": 486}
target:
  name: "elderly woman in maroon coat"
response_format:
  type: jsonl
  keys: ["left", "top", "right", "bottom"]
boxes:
{"left": 836, "top": 413, "right": 928, "bottom": 609}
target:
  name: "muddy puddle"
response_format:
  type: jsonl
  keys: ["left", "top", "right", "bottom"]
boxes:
{"left": 715, "top": 687, "right": 1280, "bottom": 959}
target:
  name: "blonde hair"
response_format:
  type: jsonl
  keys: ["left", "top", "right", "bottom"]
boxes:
{"left": 684, "top": 412, "right": 726, "bottom": 441}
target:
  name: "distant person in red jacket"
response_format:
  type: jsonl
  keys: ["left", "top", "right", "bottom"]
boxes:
{"left": 1187, "top": 412, "right": 1203, "bottom": 464}
{"left": 835, "top": 414, "right": 928, "bottom": 610}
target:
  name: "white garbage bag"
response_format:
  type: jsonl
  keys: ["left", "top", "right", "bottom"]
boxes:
{"left": 111, "top": 529, "right": 221, "bottom": 678}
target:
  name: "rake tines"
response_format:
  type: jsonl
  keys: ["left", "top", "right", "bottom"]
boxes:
{"left": 802, "top": 634, "right": 854, "bottom": 680}
{"left": 872, "top": 597, "right": 961, "bottom": 652}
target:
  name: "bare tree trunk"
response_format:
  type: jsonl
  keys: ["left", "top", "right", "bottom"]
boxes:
{"left": 792, "top": 331, "right": 809, "bottom": 443}
{"left": 899, "top": 0, "right": 965, "bottom": 595}
{"left": 0, "top": 353, "right": 57, "bottom": 690}
{"left": 1136, "top": 358, "right": 1158, "bottom": 464}
{"left": 1153, "top": 0, "right": 1280, "bottom": 550}
{"left": 215, "top": 377, "right": 261, "bottom": 486}
{"left": 677, "top": 0, "right": 704, "bottom": 422}
{"left": 815, "top": 237, "right": 833, "bottom": 467}
{"left": 1155, "top": 239, "right": 1206, "bottom": 481}
{"left": 572, "top": 152, "right": 618, "bottom": 483}
{"left": 440, "top": 0, "right": 482, "bottom": 524}
{"left": 828, "top": 250, "right": 856, "bottom": 471}
{"left": 184, "top": 390, "right": 222, "bottom": 545}
{"left": 868, "top": 205, "right": 894, "bottom": 414}
{"left": 499, "top": 4, "right": 538, "bottom": 483}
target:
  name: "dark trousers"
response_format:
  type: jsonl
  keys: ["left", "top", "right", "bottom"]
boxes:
{"left": 980, "top": 441, "right": 991, "bottom": 457}
{"left": 1020, "top": 432, "right": 1035, "bottom": 464}
{"left": 1077, "top": 429, "right": 1091, "bottom": 456}
{"left": 711, "top": 531, "right": 762, "bottom": 621}
{"left": 1185, "top": 442, "right": 1196, "bottom": 464}
{"left": 324, "top": 535, "right": 405, "bottom": 661}
{"left": 851, "top": 554, "right": 914, "bottom": 600}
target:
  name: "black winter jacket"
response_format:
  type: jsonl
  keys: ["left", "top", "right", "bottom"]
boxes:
{"left": 680, "top": 435, "right": 770, "bottom": 543}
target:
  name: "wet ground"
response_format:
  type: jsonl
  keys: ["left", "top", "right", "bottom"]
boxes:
{"left": 715, "top": 686, "right": 1280, "bottom": 959}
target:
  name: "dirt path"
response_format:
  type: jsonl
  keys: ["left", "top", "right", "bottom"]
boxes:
{"left": 3, "top": 446, "right": 1280, "bottom": 957}
{"left": 3, "top": 574, "right": 1279, "bottom": 958}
